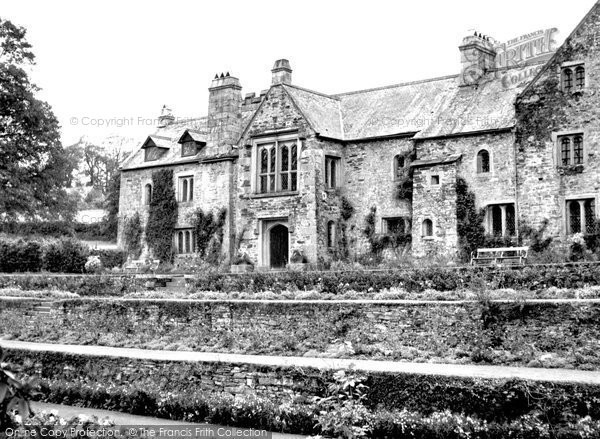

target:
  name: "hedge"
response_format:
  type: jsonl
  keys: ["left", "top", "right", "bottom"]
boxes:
{"left": 4, "top": 349, "right": 600, "bottom": 436}
{"left": 0, "top": 275, "right": 138, "bottom": 296}
{"left": 192, "top": 263, "right": 600, "bottom": 293}
{"left": 0, "top": 220, "right": 111, "bottom": 241}
{"left": 0, "top": 237, "right": 125, "bottom": 273}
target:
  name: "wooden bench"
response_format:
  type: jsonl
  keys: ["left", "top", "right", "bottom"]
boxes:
{"left": 124, "top": 259, "right": 160, "bottom": 273}
{"left": 471, "top": 247, "right": 529, "bottom": 266}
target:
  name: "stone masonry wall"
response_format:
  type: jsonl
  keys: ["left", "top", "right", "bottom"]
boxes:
{"left": 411, "top": 162, "right": 458, "bottom": 257}
{"left": 235, "top": 85, "right": 318, "bottom": 265}
{"left": 341, "top": 138, "right": 413, "bottom": 258}
{"left": 516, "top": 3, "right": 600, "bottom": 236}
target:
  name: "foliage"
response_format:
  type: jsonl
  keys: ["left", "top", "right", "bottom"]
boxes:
{"left": 122, "top": 213, "right": 142, "bottom": 259}
{"left": 0, "top": 347, "right": 37, "bottom": 428}
{"left": 84, "top": 255, "right": 103, "bottom": 273}
{"left": 89, "top": 249, "right": 125, "bottom": 269}
{"left": 290, "top": 249, "right": 307, "bottom": 264}
{"left": 519, "top": 219, "right": 554, "bottom": 253}
{"left": 102, "top": 171, "right": 120, "bottom": 240}
{"left": 42, "top": 238, "right": 89, "bottom": 273}
{"left": 0, "top": 274, "right": 138, "bottom": 296}
{"left": 0, "top": 238, "right": 43, "bottom": 272}
{"left": 5, "top": 349, "right": 600, "bottom": 437}
{"left": 190, "top": 263, "right": 600, "bottom": 294}
{"left": 456, "top": 177, "right": 486, "bottom": 261}
{"left": 231, "top": 252, "right": 253, "bottom": 266}
{"left": 340, "top": 196, "right": 355, "bottom": 221}
{"left": 145, "top": 170, "right": 178, "bottom": 262}
{"left": 313, "top": 370, "right": 371, "bottom": 438}
{"left": 191, "top": 207, "right": 227, "bottom": 263}
{"left": 395, "top": 166, "right": 414, "bottom": 200}
{"left": 0, "top": 18, "right": 76, "bottom": 220}
{"left": 0, "top": 220, "right": 115, "bottom": 241}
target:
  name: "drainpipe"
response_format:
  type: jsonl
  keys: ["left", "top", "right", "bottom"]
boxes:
{"left": 513, "top": 127, "right": 520, "bottom": 243}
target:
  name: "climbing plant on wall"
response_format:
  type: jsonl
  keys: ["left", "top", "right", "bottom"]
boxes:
{"left": 145, "top": 169, "right": 178, "bottom": 262}
{"left": 456, "top": 177, "right": 486, "bottom": 261}
{"left": 191, "top": 207, "right": 227, "bottom": 263}
{"left": 122, "top": 212, "right": 142, "bottom": 258}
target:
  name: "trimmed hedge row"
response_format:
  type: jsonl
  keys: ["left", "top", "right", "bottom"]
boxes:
{"left": 0, "top": 275, "right": 138, "bottom": 296}
{"left": 0, "top": 220, "right": 112, "bottom": 241}
{"left": 0, "top": 237, "right": 125, "bottom": 273}
{"left": 192, "top": 263, "right": 600, "bottom": 293}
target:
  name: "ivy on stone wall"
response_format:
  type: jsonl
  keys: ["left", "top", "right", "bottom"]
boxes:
{"left": 395, "top": 168, "right": 414, "bottom": 200}
{"left": 122, "top": 212, "right": 142, "bottom": 259}
{"left": 456, "top": 177, "right": 486, "bottom": 261}
{"left": 192, "top": 208, "right": 227, "bottom": 264}
{"left": 145, "top": 169, "right": 178, "bottom": 262}
{"left": 362, "top": 206, "right": 411, "bottom": 257}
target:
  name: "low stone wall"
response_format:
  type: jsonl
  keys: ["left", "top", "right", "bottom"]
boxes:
{"left": 2, "top": 298, "right": 600, "bottom": 369}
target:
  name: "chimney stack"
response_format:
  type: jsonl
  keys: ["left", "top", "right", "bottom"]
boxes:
{"left": 157, "top": 105, "right": 174, "bottom": 128}
{"left": 208, "top": 72, "right": 242, "bottom": 148}
{"left": 271, "top": 59, "right": 292, "bottom": 85}
{"left": 458, "top": 33, "right": 497, "bottom": 86}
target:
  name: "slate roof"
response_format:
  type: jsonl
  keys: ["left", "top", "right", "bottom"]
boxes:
{"left": 120, "top": 117, "right": 207, "bottom": 170}
{"left": 121, "top": 61, "right": 544, "bottom": 171}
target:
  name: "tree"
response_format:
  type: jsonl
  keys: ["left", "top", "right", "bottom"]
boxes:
{"left": 0, "top": 18, "right": 75, "bottom": 220}
{"left": 102, "top": 171, "right": 120, "bottom": 240}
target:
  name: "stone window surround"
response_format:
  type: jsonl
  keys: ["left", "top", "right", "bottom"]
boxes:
{"left": 474, "top": 147, "right": 493, "bottom": 175}
{"left": 326, "top": 220, "right": 336, "bottom": 248}
{"left": 391, "top": 153, "right": 407, "bottom": 181}
{"left": 563, "top": 194, "right": 598, "bottom": 236}
{"left": 324, "top": 153, "right": 343, "bottom": 190}
{"left": 174, "top": 228, "right": 195, "bottom": 254}
{"left": 483, "top": 200, "right": 516, "bottom": 237}
{"left": 250, "top": 133, "right": 301, "bottom": 196}
{"left": 560, "top": 60, "right": 587, "bottom": 94}
{"left": 141, "top": 179, "right": 152, "bottom": 206}
{"left": 174, "top": 170, "right": 195, "bottom": 203}
{"left": 257, "top": 216, "right": 289, "bottom": 268}
{"left": 551, "top": 129, "right": 587, "bottom": 167}
{"left": 420, "top": 217, "right": 435, "bottom": 240}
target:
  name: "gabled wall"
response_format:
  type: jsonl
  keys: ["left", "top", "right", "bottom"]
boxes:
{"left": 516, "top": 3, "right": 600, "bottom": 236}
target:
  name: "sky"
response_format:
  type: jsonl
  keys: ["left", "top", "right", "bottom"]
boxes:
{"left": 2, "top": 0, "right": 597, "bottom": 146}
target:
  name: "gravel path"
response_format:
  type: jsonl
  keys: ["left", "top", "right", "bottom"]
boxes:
{"left": 4, "top": 340, "right": 600, "bottom": 385}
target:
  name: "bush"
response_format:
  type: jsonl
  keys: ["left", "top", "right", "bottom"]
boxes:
{"left": 42, "top": 238, "right": 89, "bottom": 273}
{"left": 84, "top": 256, "right": 103, "bottom": 273}
{"left": 89, "top": 249, "right": 125, "bottom": 269}
{"left": 0, "top": 274, "right": 138, "bottom": 296}
{"left": 0, "top": 239, "right": 43, "bottom": 273}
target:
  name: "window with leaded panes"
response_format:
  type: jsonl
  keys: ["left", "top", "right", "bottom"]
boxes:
{"left": 257, "top": 140, "right": 298, "bottom": 194}
{"left": 558, "top": 134, "right": 584, "bottom": 166}
{"left": 178, "top": 176, "right": 194, "bottom": 202}
{"left": 176, "top": 229, "right": 195, "bottom": 254}
{"left": 567, "top": 199, "right": 596, "bottom": 235}
{"left": 562, "top": 64, "right": 585, "bottom": 93}
{"left": 486, "top": 203, "right": 516, "bottom": 237}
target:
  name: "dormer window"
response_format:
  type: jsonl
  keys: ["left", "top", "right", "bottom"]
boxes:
{"left": 562, "top": 62, "right": 585, "bottom": 93}
{"left": 177, "top": 130, "right": 206, "bottom": 158}
{"left": 182, "top": 141, "right": 198, "bottom": 157}
{"left": 141, "top": 135, "right": 170, "bottom": 162}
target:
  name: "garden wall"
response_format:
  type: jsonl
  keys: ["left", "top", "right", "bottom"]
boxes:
{"left": 4, "top": 347, "right": 600, "bottom": 428}
{"left": 3, "top": 298, "right": 600, "bottom": 369}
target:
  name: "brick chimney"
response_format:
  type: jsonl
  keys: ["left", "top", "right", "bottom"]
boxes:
{"left": 458, "top": 33, "right": 497, "bottom": 86}
{"left": 271, "top": 59, "right": 292, "bottom": 85}
{"left": 208, "top": 72, "right": 242, "bottom": 147}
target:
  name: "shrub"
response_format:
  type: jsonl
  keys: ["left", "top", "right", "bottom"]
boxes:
{"left": 122, "top": 213, "right": 142, "bottom": 259}
{"left": 42, "top": 238, "right": 89, "bottom": 273}
{"left": 191, "top": 208, "right": 227, "bottom": 263}
{"left": 456, "top": 177, "right": 486, "bottom": 261}
{"left": 84, "top": 256, "right": 103, "bottom": 273}
{"left": 0, "top": 239, "right": 43, "bottom": 273}
{"left": 145, "top": 169, "right": 178, "bottom": 262}
{"left": 89, "top": 249, "right": 125, "bottom": 269}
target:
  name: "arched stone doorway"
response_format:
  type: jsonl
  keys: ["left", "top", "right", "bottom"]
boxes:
{"left": 269, "top": 224, "right": 289, "bottom": 268}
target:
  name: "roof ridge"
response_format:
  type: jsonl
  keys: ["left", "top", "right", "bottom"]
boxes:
{"left": 333, "top": 74, "right": 459, "bottom": 97}
{"left": 282, "top": 83, "right": 340, "bottom": 100}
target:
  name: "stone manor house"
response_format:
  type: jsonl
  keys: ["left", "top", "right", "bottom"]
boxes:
{"left": 118, "top": 2, "right": 600, "bottom": 267}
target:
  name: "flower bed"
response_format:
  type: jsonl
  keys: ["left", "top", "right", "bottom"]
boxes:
{"left": 0, "top": 275, "right": 139, "bottom": 296}
{"left": 189, "top": 263, "right": 600, "bottom": 294}
{"left": 5, "top": 348, "right": 600, "bottom": 437}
